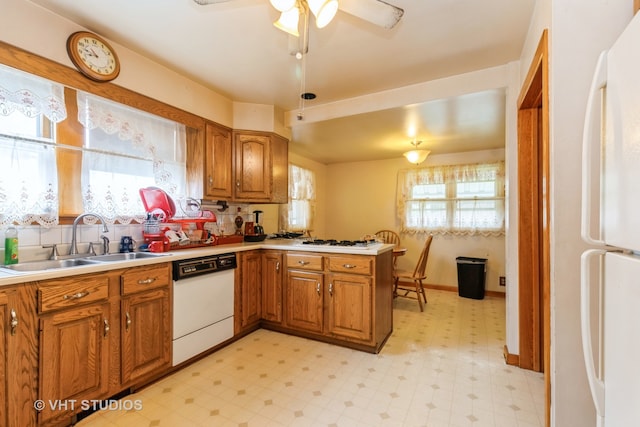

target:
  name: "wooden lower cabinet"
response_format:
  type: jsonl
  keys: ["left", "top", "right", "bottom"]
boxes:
{"left": 236, "top": 251, "right": 262, "bottom": 333}
{"left": 261, "top": 251, "right": 283, "bottom": 324}
{"left": 281, "top": 251, "right": 392, "bottom": 352}
{"left": 326, "top": 273, "right": 371, "bottom": 341}
{"left": 285, "top": 270, "right": 324, "bottom": 334}
{"left": 39, "top": 302, "right": 111, "bottom": 425}
{"left": 34, "top": 263, "right": 172, "bottom": 426}
{"left": 120, "top": 287, "right": 171, "bottom": 385}
{"left": 1, "top": 284, "right": 38, "bottom": 427}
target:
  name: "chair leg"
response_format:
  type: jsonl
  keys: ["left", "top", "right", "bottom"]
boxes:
{"left": 418, "top": 280, "right": 427, "bottom": 304}
{"left": 415, "top": 280, "right": 424, "bottom": 312}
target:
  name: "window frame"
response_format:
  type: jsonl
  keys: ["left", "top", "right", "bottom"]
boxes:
{"left": 398, "top": 161, "right": 505, "bottom": 236}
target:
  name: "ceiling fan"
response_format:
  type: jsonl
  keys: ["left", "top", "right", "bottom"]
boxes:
{"left": 192, "top": 0, "right": 405, "bottom": 32}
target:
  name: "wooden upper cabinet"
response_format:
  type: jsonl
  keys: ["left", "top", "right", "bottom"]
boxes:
{"left": 233, "top": 130, "right": 288, "bottom": 203}
{"left": 234, "top": 132, "right": 271, "bottom": 201}
{"left": 204, "top": 122, "right": 233, "bottom": 199}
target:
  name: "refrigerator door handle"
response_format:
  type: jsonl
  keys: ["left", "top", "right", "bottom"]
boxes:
{"left": 581, "top": 50, "right": 608, "bottom": 246}
{"left": 580, "top": 249, "right": 606, "bottom": 418}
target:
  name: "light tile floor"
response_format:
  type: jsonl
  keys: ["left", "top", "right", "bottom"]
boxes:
{"left": 77, "top": 290, "right": 545, "bottom": 427}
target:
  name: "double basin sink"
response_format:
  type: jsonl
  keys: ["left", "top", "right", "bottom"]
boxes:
{"left": 1, "top": 252, "right": 165, "bottom": 273}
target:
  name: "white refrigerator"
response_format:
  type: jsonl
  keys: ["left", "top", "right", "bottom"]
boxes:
{"left": 581, "top": 11, "right": 640, "bottom": 427}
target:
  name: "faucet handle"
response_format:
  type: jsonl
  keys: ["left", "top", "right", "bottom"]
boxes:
{"left": 87, "top": 242, "right": 97, "bottom": 256}
{"left": 100, "top": 235, "right": 110, "bottom": 255}
{"left": 43, "top": 244, "right": 59, "bottom": 260}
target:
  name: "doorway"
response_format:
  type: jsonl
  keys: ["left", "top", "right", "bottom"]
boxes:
{"left": 517, "top": 30, "right": 550, "bottom": 425}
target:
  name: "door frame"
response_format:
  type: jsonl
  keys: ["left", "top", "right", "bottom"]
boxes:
{"left": 517, "top": 29, "right": 550, "bottom": 426}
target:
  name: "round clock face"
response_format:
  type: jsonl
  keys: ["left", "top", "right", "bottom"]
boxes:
{"left": 67, "top": 31, "right": 120, "bottom": 82}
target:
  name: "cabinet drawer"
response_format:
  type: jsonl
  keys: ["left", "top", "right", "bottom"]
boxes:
{"left": 286, "top": 253, "right": 324, "bottom": 271}
{"left": 328, "top": 255, "right": 372, "bottom": 275}
{"left": 121, "top": 264, "right": 170, "bottom": 295}
{"left": 38, "top": 277, "right": 109, "bottom": 313}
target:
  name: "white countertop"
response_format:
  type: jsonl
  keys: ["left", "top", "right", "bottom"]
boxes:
{"left": 0, "top": 240, "right": 394, "bottom": 287}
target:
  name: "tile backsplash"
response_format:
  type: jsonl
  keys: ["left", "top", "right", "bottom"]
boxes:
{"left": 0, "top": 204, "right": 281, "bottom": 263}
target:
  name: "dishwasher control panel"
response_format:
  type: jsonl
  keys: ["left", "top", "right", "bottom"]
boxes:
{"left": 172, "top": 252, "right": 237, "bottom": 281}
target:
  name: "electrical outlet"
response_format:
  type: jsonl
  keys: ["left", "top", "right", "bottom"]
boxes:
{"left": 499, "top": 276, "right": 506, "bottom": 286}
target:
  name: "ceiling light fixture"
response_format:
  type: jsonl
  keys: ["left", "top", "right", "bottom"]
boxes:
{"left": 403, "top": 140, "right": 430, "bottom": 165}
{"left": 272, "top": 0, "right": 339, "bottom": 36}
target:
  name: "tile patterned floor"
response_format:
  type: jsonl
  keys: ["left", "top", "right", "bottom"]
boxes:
{"left": 77, "top": 290, "right": 545, "bottom": 427}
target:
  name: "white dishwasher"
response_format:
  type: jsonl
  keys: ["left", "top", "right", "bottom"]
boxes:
{"left": 172, "top": 252, "right": 236, "bottom": 366}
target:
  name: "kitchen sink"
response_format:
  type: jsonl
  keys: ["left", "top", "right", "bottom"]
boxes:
{"left": 88, "top": 252, "right": 166, "bottom": 262}
{"left": 1, "top": 257, "right": 102, "bottom": 272}
{"left": 0, "top": 252, "right": 167, "bottom": 273}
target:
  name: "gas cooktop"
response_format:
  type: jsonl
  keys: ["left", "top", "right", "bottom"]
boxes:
{"left": 299, "top": 239, "right": 381, "bottom": 249}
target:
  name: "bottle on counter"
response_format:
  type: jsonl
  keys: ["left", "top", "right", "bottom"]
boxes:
{"left": 234, "top": 207, "right": 244, "bottom": 235}
{"left": 4, "top": 226, "right": 19, "bottom": 265}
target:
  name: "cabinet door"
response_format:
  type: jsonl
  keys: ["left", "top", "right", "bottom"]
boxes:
{"left": 0, "top": 292, "right": 8, "bottom": 426}
{"left": 262, "top": 251, "right": 283, "bottom": 323}
{"left": 270, "top": 133, "right": 289, "bottom": 203}
{"left": 285, "top": 270, "right": 324, "bottom": 334}
{"left": 39, "top": 302, "right": 111, "bottom": 425}
{"left": 205, "top": 122, "right": 233, "bottom": 199}
{"left": 1, "top": 286, "right": 38, "bottom": 427}
{"left": 239, "top": 251, "right": 262, "bottom": 329}
{"left": 121, "top": 288, "right": 171, "bottom": 385}
{"left": 234, "top": 132, "right": 271, "bottom": 201}
{"left": 327, "top": 273, "right": 372, "bottom": 342}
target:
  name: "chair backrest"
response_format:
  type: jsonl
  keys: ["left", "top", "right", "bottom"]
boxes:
{"left": 413, "top": 235, "right": 433, "bottom": 278}
{"left": 374, "top": 230, "right": 400, "bottom": 248}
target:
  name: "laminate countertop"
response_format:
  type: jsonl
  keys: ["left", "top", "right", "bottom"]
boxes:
{"left": 0, "top": 240, "right": 394, "bottom": 287}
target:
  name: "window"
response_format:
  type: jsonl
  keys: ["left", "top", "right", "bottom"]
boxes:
{"left": 280, "top": 164, "right": 315, "bottom": 232}
{"left": 77, "top": 92, "right": 186, "bottom": 224}
{"left": 0, "top": 64, "right": 66, "bottom": 227}
{"left": 398, "top": 161, "right": 505, "bottom": 236}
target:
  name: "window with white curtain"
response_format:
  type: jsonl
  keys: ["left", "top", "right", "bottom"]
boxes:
{"left": 280, "top": 164, "right": 315, "bottom": 232}
{"left": 0, "top": 64, "right": 66, "bottom": 227}
{"left": 397, "top": 161, "right": 505, "bottom": 236}
{"left": 77, "top": 92, "right": 186, "bottom": 224}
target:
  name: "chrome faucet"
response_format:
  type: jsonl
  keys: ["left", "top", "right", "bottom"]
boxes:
{"left": 70, "top": 213, "right": 109, "bottom": 255}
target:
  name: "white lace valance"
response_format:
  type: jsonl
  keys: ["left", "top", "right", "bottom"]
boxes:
{"left": 0, "top": 63, "right": 66, "bottom": 123}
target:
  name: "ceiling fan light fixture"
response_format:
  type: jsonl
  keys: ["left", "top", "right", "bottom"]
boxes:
{"left": 307, "top": 0, "right": 339, "bottom": 28}
{"left": 269, "top": 0, "right": 297, "bottom": 12}
{"left": 274, "top": 6, "right": 300, "bottom": 37}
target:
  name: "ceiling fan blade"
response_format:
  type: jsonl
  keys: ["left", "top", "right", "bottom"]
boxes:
{"left": 192, "top": 0, "right": 235, "bottom": 5}
{"left": 339, "top": 0, "right": 404, "bottom": 29}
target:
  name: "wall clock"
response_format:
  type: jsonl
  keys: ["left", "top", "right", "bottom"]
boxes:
{"left": 66, "top": 31, "right": 120, "bottom": 82}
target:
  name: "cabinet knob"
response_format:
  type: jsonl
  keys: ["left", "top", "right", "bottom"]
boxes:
{"left": 343, "top": 264, "right": 356, "bottom": 269}
{"left": 125, "top": 312, "right": 132, "bottom": 331}
{"left": 329, "top": 283, "right": 333, "bottom": 296}
{"left": 9, "top": 308, "right": 18, "bottom": 336}
{"left": 137, "top": 277, "right": 157, "bottom": 285}
{"left": 316, "top": 282, "right": 321, "bottom": 295}
{"left": 208, "top": 175, "right": 213, "bottom": 185}
{"left": 103, "top": 319, "right": 110, "bottom": 337}
{"left": 276, "top": 261, "right": 280, "bottom": 272}
{"left": 236, "top": 180, "right": 240, "bottom": 188}
{"left": 298, "top": 260, "right": 310, "bottom": 266}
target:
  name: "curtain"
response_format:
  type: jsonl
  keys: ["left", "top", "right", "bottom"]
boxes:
{"left": 0, "top": 64, "right": 65, "bottom": 227}
{"left": 280, "top": 164, "right": 316, "bottom": 232}
{"left": 77, "top": 92, "right": 186, "bottom": 224}
{"left": 397, "top": 161, "right": 505, "bottom": 236}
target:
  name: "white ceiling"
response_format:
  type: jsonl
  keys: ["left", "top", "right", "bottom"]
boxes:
{"left": 28, "top": 0, "right": 535, "bottom": 164}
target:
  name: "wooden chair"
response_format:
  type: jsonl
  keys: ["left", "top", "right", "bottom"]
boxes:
{"left": 374, "top": 230, "right": 400, "bottom": 247}
{"left": 394, "top": 235, "right": 433, "bottom": 312}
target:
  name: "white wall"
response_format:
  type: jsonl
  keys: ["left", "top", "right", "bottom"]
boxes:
{"left": 517, "top": 1, "right": 633, "bottom": 425}
{"left": 324, "top": 149, "right": 507, "bottom": 293}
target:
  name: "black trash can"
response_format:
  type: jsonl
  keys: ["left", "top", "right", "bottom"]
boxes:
{"left": 456, "top": 257, "right": 487, "bottom": 300}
